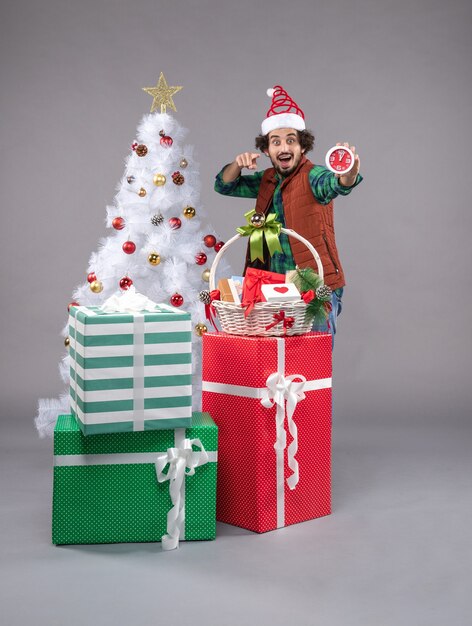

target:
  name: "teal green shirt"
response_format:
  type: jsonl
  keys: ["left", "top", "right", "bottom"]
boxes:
{"left": 215, "top": 164, "right": 362, "bottom": 274}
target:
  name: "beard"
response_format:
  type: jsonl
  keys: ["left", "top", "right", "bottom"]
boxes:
{"left": 270, "top": 152, "right": 302, "bottom": 178}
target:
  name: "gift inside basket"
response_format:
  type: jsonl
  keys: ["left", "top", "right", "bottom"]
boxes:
{"left": 205, "top": 214, "right": 330, "bottom": 337}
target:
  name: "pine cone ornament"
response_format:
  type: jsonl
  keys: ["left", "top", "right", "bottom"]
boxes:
{"left": 172, "top": 171, "right": 185, "bottom": 185}
{"left": 135, "top": 144, "right": 148, "bottom": 157}
{"left": 198, "top": 290, "right": 211, "bottom": 305}
{"left": 315, "top": 284, "right": 332, "bottom": 302}
{"left": 151, "top": 213, "right": 164, "bottom": 226}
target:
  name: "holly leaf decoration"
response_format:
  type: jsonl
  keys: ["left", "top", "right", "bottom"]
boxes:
{"left": 288, "top": 267, "right": 329, "bottom": 326}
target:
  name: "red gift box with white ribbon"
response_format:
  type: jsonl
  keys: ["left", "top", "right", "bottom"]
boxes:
{"left": 202, "top": 332, "right": 331, "bottom": 533}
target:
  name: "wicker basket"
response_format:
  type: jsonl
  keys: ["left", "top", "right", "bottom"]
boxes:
{"left": 209, "top": 228, "right": 324, "bottom": 336}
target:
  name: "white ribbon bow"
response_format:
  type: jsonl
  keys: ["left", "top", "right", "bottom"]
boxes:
{"left": 155, "top": 438, "right": 209, "bottom": 551}
{"left": 100, "top": 285, "right": 157, "bottom": 313}
{"left": 261, "top": 373, "right": 306, "bottom": 490}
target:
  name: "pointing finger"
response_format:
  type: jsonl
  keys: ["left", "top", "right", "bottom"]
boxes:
{"left": 249, "top": 153, "right": 260, "bottom": 169}
{"left": 243, "top": 153, "right": 252, "bottom": 167}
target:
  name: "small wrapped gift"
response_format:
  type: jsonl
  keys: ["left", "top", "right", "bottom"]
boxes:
{"left": 242, "top": 268, "right": 286, "bottom": 316}
{"left": 217, "top": 278, "right": 235, "bottom": 302}
{"left": 261, "top": 282, "right": 301, "bottom": 303}
{"left": 229, "top": 276, "right": 244, "bottom": 303}
{"left": 52, "top": 412, "right": 218, "bottom": 549}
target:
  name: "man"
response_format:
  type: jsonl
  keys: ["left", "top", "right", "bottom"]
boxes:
{"left": 214, "top": 85, "right": 363, "bottom": 343}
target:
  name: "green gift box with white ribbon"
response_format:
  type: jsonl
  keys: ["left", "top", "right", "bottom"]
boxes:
{"left": 52, "top": 413, "right": 218, "bottom": 548}
{"left": 68, "top": 300, "right": 193, "bottom": 435}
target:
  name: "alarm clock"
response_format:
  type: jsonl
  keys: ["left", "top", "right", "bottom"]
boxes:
{"left": 325, "top": 145, "right": 355, "bottom": 175}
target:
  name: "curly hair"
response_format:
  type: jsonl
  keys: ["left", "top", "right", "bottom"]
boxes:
{"left": 255, "top": 129, "right": 315, "bottom": 153}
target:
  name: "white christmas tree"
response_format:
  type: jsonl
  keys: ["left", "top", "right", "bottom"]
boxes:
{"left": 36, "top": 73, "right": 227, "bottom": 437}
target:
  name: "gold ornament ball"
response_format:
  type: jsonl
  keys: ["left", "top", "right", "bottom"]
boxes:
{"left": 250, "top": 212, "right": 266, "bottom": 228}
{"left": 183, "top": 206, "right": 196, "bottom": 219}
{"left": 194, "top": 323, "right": 208, "bottom": 337}
{"left": 138, "top": 187, "right": 147, "bottom": 197}
{"left": 179, "top": 158, "right": 188, "bottom": 169}
{"left": 90, "top": 280, "right": 104, "bottom": 293}
{"left": 148, "top": 252, "right": 161, "bottom": 266}
{"left": 153, "top": 173, "right": 166, "bottom": 186}
{"left": 64, "top": 336, "right": 70, "bottom": 347}
{"left": 201, "top": 268, "right": 210, "bottom": 282}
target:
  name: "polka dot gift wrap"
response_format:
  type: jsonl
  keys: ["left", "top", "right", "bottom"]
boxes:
{"left": 202, "top": 332, "right": 331, "bottom": 533}
{"left": 52, "top": 413, "right": 217, "bottom": 546}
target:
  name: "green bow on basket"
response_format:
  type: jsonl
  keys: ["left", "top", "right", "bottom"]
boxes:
{"left": 236, "top": 210, "right": 283, "bottom": 262}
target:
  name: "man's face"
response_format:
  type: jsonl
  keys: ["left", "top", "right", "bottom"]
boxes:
{"left": 265, "top": 128, "right": 304, "bottom": 177}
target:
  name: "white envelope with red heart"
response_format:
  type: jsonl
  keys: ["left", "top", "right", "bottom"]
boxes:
{"left": 261, "top": 282, "right": 301, "bottom": 302}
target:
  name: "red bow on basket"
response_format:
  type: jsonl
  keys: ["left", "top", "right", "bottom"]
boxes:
{"left": 301, "top": 290, "right": 315, "bottom": 304}
{"left": 204, "top": 290, "right": 221, "bottom": 331}
{"left": 265, "top": 310, "right": 295, "bottom": 334}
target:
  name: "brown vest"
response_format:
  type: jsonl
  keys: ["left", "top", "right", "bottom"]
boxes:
{"left": 244, "top": 156, "right": 345, "bottom": 290}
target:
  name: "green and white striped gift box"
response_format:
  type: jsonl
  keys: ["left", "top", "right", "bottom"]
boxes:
{"left": 68, "top": 304, "right": 193, "bottom": 435}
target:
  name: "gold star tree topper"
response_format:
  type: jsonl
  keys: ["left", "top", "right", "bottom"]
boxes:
{"left": 142, "top": 72, "right": 183, "bottom": 113}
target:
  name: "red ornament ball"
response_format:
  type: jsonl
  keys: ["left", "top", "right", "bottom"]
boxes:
{"left": 122, "top": 241, "right": 136, "bottom": 254}
{"left": 159, "top": 130, "right": 173, "bottom": 147}
{"left": 214, "top": 241, "right": 225, "bottom": 252}
{"left": 168, "top": 217, "right": 182, "bottom": 230}
{"left": 87, "top": 272, "right": 97, "bottom": 284}
{"left": 68, "top": 301, "right": 80, "bottom": 311}
{"left": 119, "top": 276, "right": 133, "bottom": 290}
{"left": 195, "top": 252, "right": 207, "bottom": 265}
{"left": 170, "top": 293, "right": 184, "bottom": 307}
{"left": 112, "top": 217, "right": 125, "bottom": 230}
{"left": 203, "top": 234, "right": 216, "bottom": 248}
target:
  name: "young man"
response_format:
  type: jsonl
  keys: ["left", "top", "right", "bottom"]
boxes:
{"left": 214, "top": 85, "right": 363, "bottom": 343}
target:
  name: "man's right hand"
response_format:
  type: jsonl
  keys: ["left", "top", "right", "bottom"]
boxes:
{"left": 235, "top": 152, "right": 261, "bottom": 171}
{"left": 222, "top": 153, "right": 261, "bottom": 183}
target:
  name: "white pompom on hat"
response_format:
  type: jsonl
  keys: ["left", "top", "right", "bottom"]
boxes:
{"left": 261, "top": 85, "right": 306, "bottom": 135}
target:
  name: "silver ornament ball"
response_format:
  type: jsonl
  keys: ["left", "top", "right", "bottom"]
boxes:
{"left": 250, "top": 213, "right": 266, "bottom": 228}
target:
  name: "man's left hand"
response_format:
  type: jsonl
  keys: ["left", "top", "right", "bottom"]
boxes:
{"left": 336, "top": 142, "right": 360, "bottom": 187}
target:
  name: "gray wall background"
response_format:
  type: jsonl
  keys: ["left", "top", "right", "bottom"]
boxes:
{"left": 1, "top": 0, "right": 471, "bottom": 428}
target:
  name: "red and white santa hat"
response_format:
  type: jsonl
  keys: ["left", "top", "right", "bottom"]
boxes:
{"left": 261, "top": 85, "right": 306, "bottom": 135}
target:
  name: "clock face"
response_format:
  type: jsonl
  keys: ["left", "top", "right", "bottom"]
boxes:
{"left": 325, "top": 146, "right": 355, "bottom": 174}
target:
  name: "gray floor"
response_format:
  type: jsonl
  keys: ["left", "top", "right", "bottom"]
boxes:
{"left": 1, "top": 417, "right": 471, "bottom": 626}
